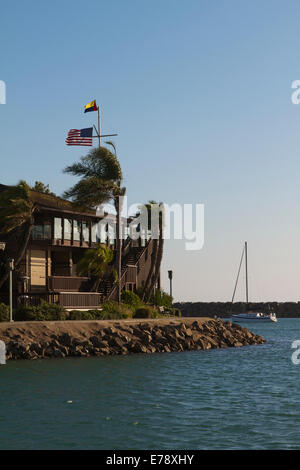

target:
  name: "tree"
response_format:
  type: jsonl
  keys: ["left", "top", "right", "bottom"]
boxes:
{"left": 63, "top": 147, "right": 122, "bottom": 206}
{"left": 143, "top": 202, "right": 165, "bottom": 302}
{"left": 31, "top": 181, "right": 56, "bottom": 196}
{"left": 63, "top": 146, "right": 125, "bottom": 302}
{"left": 0, "top": 181, "right": 36, "bottom": 289}
{"left": 140, "top": 201, "right": 159, "bottom": 302}
{"left": 76, "top": 245, "right": 115, "bottom": 292}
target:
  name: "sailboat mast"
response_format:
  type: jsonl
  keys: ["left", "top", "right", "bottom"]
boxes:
{"left": 245, "top": 241, "right": 249, "bottom": 304}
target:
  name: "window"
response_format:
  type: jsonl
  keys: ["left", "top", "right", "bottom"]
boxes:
{"left": 32, "top": 224, "right": 43, "bottom": 240}
{"left": 54, "top": 218, "right": 62, "bottom": 239}
{"left": 92, "top": 223, "right": 98, "bottom": 243}
{"left": 44, "top": 222, "right": 51, "bottom": 239}
{"left": 32, "top": 221, "right": 52, "bottom": 240}
{"left": 82, "top": 221, "right": 89, "bottom": 242}
{"left": 73, "top": 220, "right": 81, "bottom": 241}
{"left": 108, "top": 223, "right": 115, "bottom": 246}
{"left": 64, "top": 219, "right": 72, "bottom": 240}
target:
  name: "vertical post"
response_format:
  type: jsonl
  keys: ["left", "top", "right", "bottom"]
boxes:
{"left": 9, "top": 258, "right": 14, "bottom": 322}
{"left": 116, "top": 196, "right": 122, "bottom": 304}
{"left": 97, "top": 106, "right": 101, "bottom": 148}
{"left": 168, "top": 270, "right": 173, "bottom": 299}
{"left": 245, "top": 241, "right": 248, "bottom": 304}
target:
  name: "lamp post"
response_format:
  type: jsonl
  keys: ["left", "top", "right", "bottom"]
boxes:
{"left": 8, "top": 259, "right": 14, "bottom": 322}
{"left": 168, "top": 270, "right": 173, "bottom": 299}
{"left": 0, "top": 243, "right": 13, "bottom": 323}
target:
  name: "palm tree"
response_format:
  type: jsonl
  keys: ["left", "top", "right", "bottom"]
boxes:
{"left": 63, "top": 147, "right": 122, "bottom": 206}
{"left": 149, "top": 206, "right": 164, "bottom": 299}
{"left": 63, "top": 145, "right": 125, "bottom": 302}
{"left": 0, "top": 181, "right": 36, "bottom": 289}
{"left": 76, "top": 245, "right": 115, "bottom": 292}
{"left": 140, "top": 201, "right": 165, "bottom": 302}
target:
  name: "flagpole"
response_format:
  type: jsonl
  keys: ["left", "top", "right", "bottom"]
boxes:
{"left": 97, "top": 106, "right": 101, "bottom": 148}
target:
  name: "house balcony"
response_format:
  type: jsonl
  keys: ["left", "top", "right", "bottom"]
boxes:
{"left": 18, "top": 292, "right": 103, "bottom": 309}
{"left": 47, "top": 276, "right": 92, "bottom": 292}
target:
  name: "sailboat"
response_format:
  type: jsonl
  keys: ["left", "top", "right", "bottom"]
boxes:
{"left": 231, "top": 242, "right": 277, "bottom": 323}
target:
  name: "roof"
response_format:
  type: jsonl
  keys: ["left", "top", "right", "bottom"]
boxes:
{"left": 0, "top": 183, "right": 98, "bottom": 218}
{"left": 0, "top": 183, "right": 131, "bottom": 221}
{"left": 29, "top": 189, "right": 98, "bottom": 216}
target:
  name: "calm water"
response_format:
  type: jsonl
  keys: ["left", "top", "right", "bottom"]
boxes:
{"left": 0, "top": 319, "right": 300, "bottom": 450}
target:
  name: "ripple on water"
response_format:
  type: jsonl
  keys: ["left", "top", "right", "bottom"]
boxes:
{"left": 0, "top": 319, "right": 300, "bottom": 449}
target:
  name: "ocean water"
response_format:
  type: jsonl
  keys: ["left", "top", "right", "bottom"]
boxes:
{"left": 0, "top": 319, "right": 299, "bottom": 450}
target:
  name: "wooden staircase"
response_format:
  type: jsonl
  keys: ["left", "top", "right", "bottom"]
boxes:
{"left": 99, "top": 238, "right": 152, "bottom": 301}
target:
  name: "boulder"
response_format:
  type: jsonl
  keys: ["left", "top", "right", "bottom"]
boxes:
{"left": 58, "top": 333, "right": 72, "bottom": 347}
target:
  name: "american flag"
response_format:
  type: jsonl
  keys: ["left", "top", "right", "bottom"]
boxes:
{"left": 65, "top": 127, "right": 93, "bottom": 146}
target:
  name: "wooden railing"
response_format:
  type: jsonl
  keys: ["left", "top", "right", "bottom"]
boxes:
{"left": 17, "top": 292, "right": 102, "bottom": 309}
{"left": 58, "top": 292, "right": 102, "bottom": 308}
{"left": 106, "top": 238, "right": 152, "bottom": 300}
{"left": 48, "top": 276, "right": 91, "bottom": 292}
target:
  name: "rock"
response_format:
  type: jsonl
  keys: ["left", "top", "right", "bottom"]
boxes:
{"left": 59, "top": 333, "right": 72, "bottom": 347}
{"left": 104, "top": 326, "right": 117, "bottom": 335}
{"left": 98, "top": 347, "right": 110, "bottom": 355}
{"left": 119, "top": 326, "right": 134, "bottom": 335}
{"left": 142, "top": 333, "right": 152, "bottom": 344}
{"left": 45, "top": 346, "right": 54, "bottom": 357}
{"left": 130, "top": 342, "right": 148, "bottom": 354}
{"left": 30, "top": 343, "right": 43, "bottom": 355}
{"left": 89, "top": 335, "right": 107, "bottom": 348}
{"left": 53, "top": 348, "right": 65, "bottom": 358}
{"left": 111, "top": 337, "right": 125, "bottom": 349}
{"left": 191, "top": 331, "right": 202, "bottom": 343}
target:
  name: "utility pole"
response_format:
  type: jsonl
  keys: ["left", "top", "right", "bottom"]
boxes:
{"left": 9, "top": 258, "right": 14, "bottom": 322}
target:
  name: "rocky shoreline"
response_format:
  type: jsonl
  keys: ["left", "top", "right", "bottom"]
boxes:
{"left": 0, "top": 318, "right": 265, "bottom": 360}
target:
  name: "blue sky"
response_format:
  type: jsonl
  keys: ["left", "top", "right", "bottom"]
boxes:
{"left": 1, "top": 0, "right": 300, "bottom": 301}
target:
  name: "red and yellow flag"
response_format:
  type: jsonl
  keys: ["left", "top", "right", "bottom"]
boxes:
{"left": 84, "top": 100, "right": 98, "bottom": 113}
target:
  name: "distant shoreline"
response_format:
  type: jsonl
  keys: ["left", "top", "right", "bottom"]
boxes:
{"left": 174, "top": 302, "right": 300, "bottom": 318}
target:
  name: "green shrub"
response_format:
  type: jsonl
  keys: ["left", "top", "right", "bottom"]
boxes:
{"left": 38, "top": 300, "right": 67, "bottom": 320}
{"left": 68, "top": 310, "right": 94, "bottom": 320}
{"left": 101, "top": 301, "right": 133, "bottom": 319}
{"left": 121, "top": 290, "right": 142, "bottom": 308}
{"left": 14, "top": 305, "right": 39, "bottom": 321}
{"left": 150, "top": 289, "right": 173, "bottom": 309}
{"left": 135, "top": 286, "right": 145, "bottom": 300}
{"left": 171, "top": 307, "right": 181, "bottom": 317}
{"left": 133, "top": 306, "right": 158, "bottom": 319}
{"left": 174, "top": 308, "right": 181, "bottom": 317}
{"left": 0, "top": 303, "right": 9, "bottom": 322}
{"left": 15, "top": 300, "right": 67, "bottom": 321}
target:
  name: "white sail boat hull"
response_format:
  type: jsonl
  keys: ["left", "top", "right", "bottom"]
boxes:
{"left": 232, "top": 312, "right": 277, "bottom": 322}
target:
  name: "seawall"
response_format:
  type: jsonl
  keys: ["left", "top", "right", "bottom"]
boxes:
{"left": 0, "top": 318, "right": 265, "bottom": 360}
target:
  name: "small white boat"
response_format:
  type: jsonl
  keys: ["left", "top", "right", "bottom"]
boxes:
{"left": 230, "top": 242, "right": 277, "bottom": 323}
{"left": 232, "top": 312, "right": 277, "bottom": 323}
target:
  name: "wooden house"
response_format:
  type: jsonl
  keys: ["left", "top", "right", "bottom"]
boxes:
{"left": 0, "top": 186, "right": 160, "bottom": 309}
